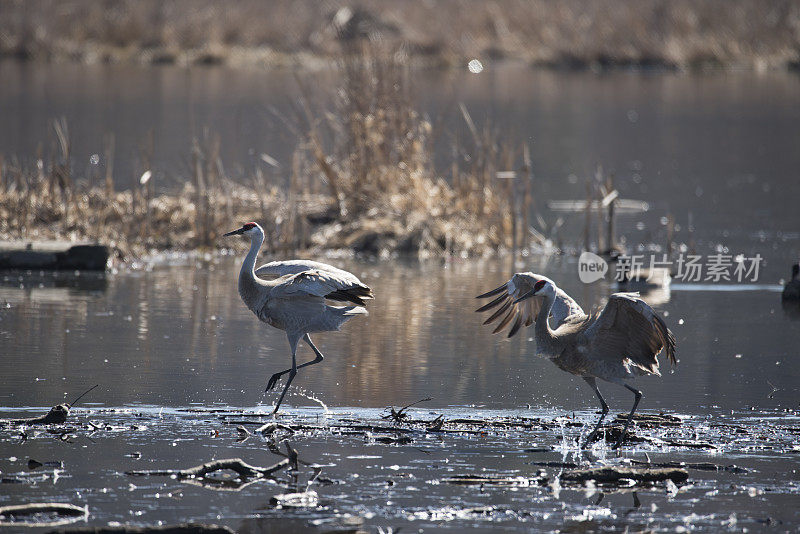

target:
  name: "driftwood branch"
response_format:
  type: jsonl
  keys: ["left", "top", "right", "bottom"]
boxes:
{"left": 125, "top": 457, "right": 289, "bottom": 480}
{"left": 2, "top": 404, "right": 70, "bottom": 426}
{"left": 255, "top": 421, "right": 294, "bottom": 435}
{"left": 0, "top": 502, "right": 87, "bottom": 527}
{"left": 444, "top": 466, "right": 688, "bottom": 488}
{"left": 629, "top": 459, "right": 747, "bottom": 473}
{"left": 444, "top": 474, "right": 545, "bottom": 487}
{"left": 559, "top": 466, "right": 689, "bottom": 485}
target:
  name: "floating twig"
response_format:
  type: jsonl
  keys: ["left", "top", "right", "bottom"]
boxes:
{"left": 381, "top": 397, "right": 432, "bottom": 423}
{"left": 444, "top": 474, "right": 545, "bottom": 487}
{"left": 255, "top": 421, "right": 295, "bottom": 435}
{"left": 125, "top": 457, "right": 290, "bottom": 491}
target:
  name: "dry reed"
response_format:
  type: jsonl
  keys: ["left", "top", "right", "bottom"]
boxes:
{"left": 289, "top": 48, "right": 543, "bottom": 257}
{"left": 0, "top": 48, "right": 548, "bottom": 261}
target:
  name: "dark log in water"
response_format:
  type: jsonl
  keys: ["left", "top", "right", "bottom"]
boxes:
{"left": 1, "top": 404, "right": 70, "bottom": 426}
{"left": 125, "top": 457, "right": 289, "bottom": 479}
{"left": 0, "top": 241, "right": 108, "bottom": 271}
{"left": 560, "top": 466, "right": 689, "bottom": 485}
{"left": 1, "top": 386, "right": 99, "bottom": 426}
{"left": 630, "top": 459, "right": 748, "bottom": 473}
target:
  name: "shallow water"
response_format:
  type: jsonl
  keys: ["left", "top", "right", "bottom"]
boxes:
{"left": 1, "top": 256, "right": 799, "bottom": 412}
{"left": 1, "top": 404, "right": 799, "bottom": 532}
{"left": 1, "top": 256, "right": 799, "bottom": 530}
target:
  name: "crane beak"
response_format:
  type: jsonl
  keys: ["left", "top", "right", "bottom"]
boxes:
{"left": 223, "top": 227, "right": 246, "bottom": 237}
{"left": 513, "top": 289, "right": 537, "bottom": 304}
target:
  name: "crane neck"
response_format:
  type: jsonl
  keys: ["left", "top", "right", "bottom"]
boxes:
{"left": 534, "top": 287, "right": 557, "bottom": 345}
{"left": 240, "top": 229, "right": 264, "bottom": 283}
{"left": 237, "top": 228, "right": 267, "bottom": 312}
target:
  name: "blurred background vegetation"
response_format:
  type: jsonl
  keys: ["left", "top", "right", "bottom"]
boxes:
{"left": 1, "top": 1, "right": 799, "bottom": 261}
{"left": 2, "top": 0, "right": 799, "bottom": 70}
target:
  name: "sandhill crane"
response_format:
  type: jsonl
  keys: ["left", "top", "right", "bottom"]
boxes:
{"left": 224, "top": 222, "right": 373, "bottom": 414}
{"left": 477, "top": 274, "right": 676, "bottom": 448}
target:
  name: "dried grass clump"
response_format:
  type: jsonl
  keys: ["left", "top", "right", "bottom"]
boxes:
{"left": 0, "top": 170, "right": 279, "bottom": 262}
{"left": 0, "top": 125, "right": 291, "bottom": 262}
{"left": 296, "top": 50, "right": 524, "bottom": 256}
{"left": 0, "top": 51, "right": 539, "bottom": 260}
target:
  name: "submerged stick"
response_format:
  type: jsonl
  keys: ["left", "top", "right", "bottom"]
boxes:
{"left": 126, "top": 457, "right": 289, "bottom": 479}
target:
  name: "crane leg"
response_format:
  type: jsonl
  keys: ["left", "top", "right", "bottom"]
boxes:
{"left": 265, "top": 334, "right": 325, "bottom": 392}
{"left": 271, "top": 333, "right": 301, "bottom": 415}
{"left": 582, "top": 377, "right": 610, "bottom": 448}
{"left": 613, "top": 383, "right": 642, "bottom": 449}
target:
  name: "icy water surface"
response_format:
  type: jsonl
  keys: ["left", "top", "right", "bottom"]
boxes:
{"left": 0, "top": 404, "right": 799, "bottom": 531}
{"left": 1, "top": 256, "right": 799, "bottom": 531}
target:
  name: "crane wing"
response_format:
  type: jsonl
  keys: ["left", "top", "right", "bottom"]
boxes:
{"left": 270, "top": 269, "right": 374, "bottom": 306}
{"left": 256, "top": 259, "right": 364, "bottom": 284}
{"left": 475, "top": 273, "right": 584, "bottom": 338}
{"left": 583, "top": 292, "right": 676, "bottom": 375}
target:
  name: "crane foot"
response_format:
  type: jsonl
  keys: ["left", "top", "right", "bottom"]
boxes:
{"left": 265, "top": 373, "right": 284, "bottom": 392}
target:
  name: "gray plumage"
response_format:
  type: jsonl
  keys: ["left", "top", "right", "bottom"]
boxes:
{"left": 477, "top": 274, "right": 676, "bottom": 448}
{"left": 225, "top": 222, "right": 373, "bottom": 414}
{"left": 476, "top": 273, "right": 584, "bottom": 333}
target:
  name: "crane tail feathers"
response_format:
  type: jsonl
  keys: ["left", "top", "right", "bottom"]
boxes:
{"left": 325, "top": 286, "right": 374, "bottom": 307}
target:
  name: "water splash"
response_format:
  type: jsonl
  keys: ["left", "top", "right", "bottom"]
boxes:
{"left": 294, "top": 389, "right": 330, "bottom": 415}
